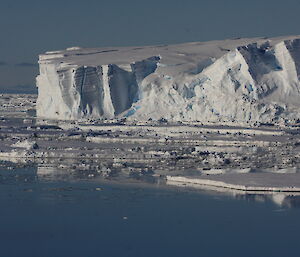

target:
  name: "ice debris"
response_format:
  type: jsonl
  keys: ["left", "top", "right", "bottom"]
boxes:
{"left": 12, "top": 140, "right": 39, "bottom": 150}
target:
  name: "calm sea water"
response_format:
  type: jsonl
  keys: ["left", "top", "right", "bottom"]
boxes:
{"left": 1, "top": 166, "right": 300, "bottom": 257}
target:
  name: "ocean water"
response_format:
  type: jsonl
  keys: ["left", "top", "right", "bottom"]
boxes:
{"left": 0, "top": 166, "right": 300, "bottom": 257}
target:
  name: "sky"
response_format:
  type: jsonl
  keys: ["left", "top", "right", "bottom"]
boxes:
{"left": 1, "top": 0, "right": 300, "bottom": 93}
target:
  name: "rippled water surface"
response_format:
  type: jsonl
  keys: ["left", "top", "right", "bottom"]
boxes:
{"left": 1, "top": 166, "right": 300, "bottom": 257}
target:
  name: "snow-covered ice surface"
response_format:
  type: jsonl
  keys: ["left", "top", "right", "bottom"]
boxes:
{"left": 2, "top": 94, "right": 300, "bottom": 196}
{"left": 37, "top": 35, "right": 300, "bottom": 124}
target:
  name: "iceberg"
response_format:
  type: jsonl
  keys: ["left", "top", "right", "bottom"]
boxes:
{"left": 36, "top": 35, "right": 300, "bottom": 123}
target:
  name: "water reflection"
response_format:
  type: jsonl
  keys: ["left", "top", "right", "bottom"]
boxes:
{"left": 2, "top": 163, "right": 300, "bottom": 209}
{"left": 235, "top": 192, "right": 300, "bottom": 209}
{"left": 36, "top": 164, "right": 300, "bottom": 209}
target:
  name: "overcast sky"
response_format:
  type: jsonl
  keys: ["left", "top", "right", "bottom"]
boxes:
{"left": 1, "top": 0, "right": 300, "bottom": 93}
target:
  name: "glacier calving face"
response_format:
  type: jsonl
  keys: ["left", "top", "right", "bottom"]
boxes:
{"left": 37, "top": 36, "right": 300, "bottom": 123}
{"left": 37, "top": 55, "right": 160, "bottom": 120}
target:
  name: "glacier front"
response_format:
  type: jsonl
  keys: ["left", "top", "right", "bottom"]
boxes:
{"left": 36, "top": 35, "right": 300, "bottom": 123}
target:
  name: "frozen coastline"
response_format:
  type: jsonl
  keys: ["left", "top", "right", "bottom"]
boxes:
{"left": 1, "top": 94, "right": 300, "bottom": 194}
{"left": 4, "top": 36, "right": 300, "bottom": 194}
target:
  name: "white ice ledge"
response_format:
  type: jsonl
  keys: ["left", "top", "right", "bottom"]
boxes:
{"left": 167, "top": 173, "right": 300, "bottom": 192}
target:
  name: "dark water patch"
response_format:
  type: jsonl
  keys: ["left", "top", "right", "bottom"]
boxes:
{"left": 0, "top": 167, "right": 300, "bottom": 257}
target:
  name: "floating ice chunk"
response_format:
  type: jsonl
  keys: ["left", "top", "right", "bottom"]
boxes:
{"left": 66, "top": 46, "right": 82, "bottom": 51}
{"left": 12, "top": 140, "right": 39, "bottom": 150}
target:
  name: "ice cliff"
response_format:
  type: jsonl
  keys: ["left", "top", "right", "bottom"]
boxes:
{"left": 36, "top": 35, "right": 300, "bottom": 123}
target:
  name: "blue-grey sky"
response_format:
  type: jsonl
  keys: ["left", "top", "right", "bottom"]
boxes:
{"left": 1, "top": 0, "right": 300, "bottom": 93}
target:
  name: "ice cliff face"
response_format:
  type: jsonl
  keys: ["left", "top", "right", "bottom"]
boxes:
{"left": 37, "top": 54, "right": 160, "bottom": 120}
{"left": 37, "top": 36, "right": 300, "bottom": 123}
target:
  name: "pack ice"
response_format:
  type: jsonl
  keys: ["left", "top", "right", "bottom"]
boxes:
{"left": 37, "top": 35, "right": 300, "bottom": 123}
